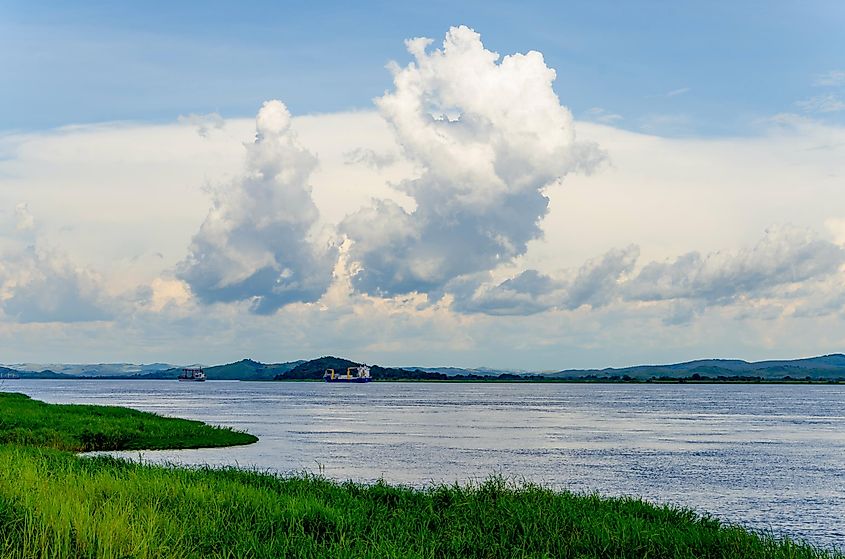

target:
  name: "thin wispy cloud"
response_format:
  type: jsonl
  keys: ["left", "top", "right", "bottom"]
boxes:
{"left": 797, "top": 93, "right": 845, "bottom": 114}
{"left": 584, "top": 107, "right": 624, "bottom": 124}
{"left": 638, "top": 113, "right": 693, "bottom": 135}
{"left": 814, "top": 70, "right": 845, "bottom": 87}
{"left": 665, "top": 87, "right": 691, "bottom": 97}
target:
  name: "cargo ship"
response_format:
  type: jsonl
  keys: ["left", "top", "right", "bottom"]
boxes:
{"left": 178, "top": 367, "right": 206, "bottom": 382}
{"left": 324, "top": 366, "right": 371, "bottom": 383}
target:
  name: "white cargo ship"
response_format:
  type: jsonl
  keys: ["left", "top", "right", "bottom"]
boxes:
{"left": 324, "top": 366, "right": 371, "bottom": 383}
{"left": 178, "top": 367, "right": 206, "bottom": 382}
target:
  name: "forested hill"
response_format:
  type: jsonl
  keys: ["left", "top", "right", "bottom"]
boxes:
{"left": 547, "top": 354, "right": 845, "bottom": 381}
{"left": 135, "top": 359, "right": 304, "bottom": 381}
{"left": 273, "top": 356, "right": 437, "bottom": 380}
{"left": 274, "top": 356, "right": 529, "bottom": 381}
{"left": 275, "top": 354, "right": 845, "bottom": 382}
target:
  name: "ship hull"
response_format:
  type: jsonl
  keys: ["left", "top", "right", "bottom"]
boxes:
{"left": 324, "top": 377, "right": 372, "bottom": 383}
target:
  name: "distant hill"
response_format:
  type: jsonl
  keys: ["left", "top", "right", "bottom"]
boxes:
{"left": 403, "top": 366, "right": 528, "bottom": 377}
{"left": 0, "top": 367, "right": 75, "bottom": 380}
{"left": 547, "top": 354, "right": 845, "bottom": 381}
{"left": 274, "top": 356, "right": 429, "bottom": 380}
{"left": 138, "top": 359, "right": 304, "bottom": 381}
{"left": 276, "top": 356, "right": 361, "bottom": 380}
{"left": 275, "top": 357, "right": 528, "bottom": 381}
{"left": 0, "top": 366, "right": 21, "bottom": 379}
{"left": 5, "top": 363, "right": 175, "bottom": 378}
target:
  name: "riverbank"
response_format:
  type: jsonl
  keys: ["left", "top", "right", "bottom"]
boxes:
{"left": 0, "top": 392, "right": 841, "bottom": 558}
{"left": 0, "top": 392, "right": 257, "bottom": 451}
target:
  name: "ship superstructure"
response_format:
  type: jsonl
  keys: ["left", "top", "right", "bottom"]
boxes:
{"left": 178, "top": 367, "right": 206, "bottom": 382}
{"left": 324, "top": 366, "right": 371, "bottom": 383}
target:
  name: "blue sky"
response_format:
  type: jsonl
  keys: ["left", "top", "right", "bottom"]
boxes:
{"left": 3, "top": 1, "right": 844, "bottom": 135}
{"left": 1, "top": 2, "right": 844, "bottom": 368}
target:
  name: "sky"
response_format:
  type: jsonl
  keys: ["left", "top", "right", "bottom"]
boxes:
{"left": 1, "top": 1, "right": 844, "bottom": 369}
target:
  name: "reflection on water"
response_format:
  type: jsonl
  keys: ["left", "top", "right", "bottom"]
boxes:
{"left": 11, "top": 380, "right": 845, "bottom": 549}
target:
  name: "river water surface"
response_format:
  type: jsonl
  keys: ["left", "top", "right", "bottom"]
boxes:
{"left": 9, "top": 380, "right": 844, "bottom": 549}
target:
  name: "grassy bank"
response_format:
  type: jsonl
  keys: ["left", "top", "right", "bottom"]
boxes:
{"left": 1, "top": 446, "right": 841, "bottom": 559}
{"left": 0, "top": 392, "right": 257, "bottom": 451}
{"left": 0, "top": 392, "right": 841, "bottom": 558}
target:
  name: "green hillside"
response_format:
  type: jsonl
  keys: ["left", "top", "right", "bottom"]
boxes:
{"left": 549, "top": 355, "right": 845, "bottom": 381}
{"left": 274, "top": 357, "right": 514, "bottom": 381}
{"left": 140, "top": 359, "right": 304, "bottom": 381}
{"left": 275, "top": 356, "right": 360, "bottom": 380}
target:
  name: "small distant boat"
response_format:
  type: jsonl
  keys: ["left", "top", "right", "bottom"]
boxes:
{"left": 179, "top": 367, "right": 206, "bottom": 382}
{"left": 324, "top": 366, "right": 372, "bottom": 383}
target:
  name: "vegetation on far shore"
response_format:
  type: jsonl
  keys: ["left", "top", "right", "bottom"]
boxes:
{"left": 271, "top": 356, "right": 845, "bottom": 383}
{"left": 7, "top": 353, "right": 845, "bottom": 382}
{"left": 0, "top": 391, "right": 842, "bottom": 558}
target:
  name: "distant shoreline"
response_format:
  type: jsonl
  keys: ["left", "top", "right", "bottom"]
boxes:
{"left": 8, "top": 376, "right": 844, "bottom": 384}
{"left": 6, "top": 353, "right": 845, "bottom": 383}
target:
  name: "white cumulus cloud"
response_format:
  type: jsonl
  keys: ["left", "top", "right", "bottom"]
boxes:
{"left": 584, "top": 107, "right": 623, "bottom": 124}
{"left": 178, "top": 100, "right": 337, "bottom": 314}
{"left": 0, "top": 244, "right": 113, "bottom": 323}
{"left": 340, "top": 26, "right": 604, "bottom": 298}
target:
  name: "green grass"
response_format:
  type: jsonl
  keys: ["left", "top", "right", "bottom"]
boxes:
{"left": 0, "top": 392, "right": 257, "bottom": 451}
{"left": 0, "top": 446, "right": 840, "bottom": 559}
{"left": 0, "top": 391, "right": 841, "bottom": 558}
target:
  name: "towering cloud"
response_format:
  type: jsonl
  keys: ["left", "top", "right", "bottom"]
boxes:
{"left": 341, "top": 26, "right": 602, "bottom": 298}
{"left": 178, "top": 100, "right": 336, "bottom": 314}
